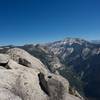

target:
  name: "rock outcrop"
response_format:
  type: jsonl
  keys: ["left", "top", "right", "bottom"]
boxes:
{"left": 0, "top": 48, "right": 83, "bottom": 100}
{"left": 0, "top": 54, "right": 9, "bottom": 66}
{"left": 7, "top": 48, "right": 49, "bottom": 74}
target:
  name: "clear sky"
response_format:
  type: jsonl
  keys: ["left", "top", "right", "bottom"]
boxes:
{"left": 0, "top": 0, "right": 100, "bottom": 45}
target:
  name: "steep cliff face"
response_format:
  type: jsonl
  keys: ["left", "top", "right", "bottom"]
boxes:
{"left": 0, "top": 48, "right": 83, "bottom": 100}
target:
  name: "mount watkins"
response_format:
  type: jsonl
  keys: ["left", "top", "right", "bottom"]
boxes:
{"left": 0, "top": 38, "right": 100, "bottom": 100}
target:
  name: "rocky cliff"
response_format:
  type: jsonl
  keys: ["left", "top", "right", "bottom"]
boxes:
{"left": 0, "top": 48, "right": 83, "bottom": 100}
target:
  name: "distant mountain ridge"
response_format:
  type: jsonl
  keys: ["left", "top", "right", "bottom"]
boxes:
{"left": 91, "top": 40, "right": 100, "bottom": 44}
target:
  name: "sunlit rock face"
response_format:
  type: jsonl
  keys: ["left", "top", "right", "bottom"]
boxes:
{"left": 0, "top": 48, "right": 83, "bottom": 100}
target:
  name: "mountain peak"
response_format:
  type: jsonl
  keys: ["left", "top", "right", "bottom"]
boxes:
{"left": 49, "top": 38, "right": 89, "bottom": 47}
{"left": 63, "top": 37, "right": 88, "bottom": 44}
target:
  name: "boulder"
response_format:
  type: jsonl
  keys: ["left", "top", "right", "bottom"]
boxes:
{"left": 7, "top": 59, "right": 26, "bottom": 70}
{"left": 38, "top": 73, "right": 83, "bottom": 100}
{"left": 0, "top": 68, "right": 47, "bottom": 100}
{"left": 0, "top": 54, "right": 9, "bottom": 64}
{"left": 7, "top": 48, "right": 49, "bottom": 74}
{"left": 47, "top": 74, "right": 69, "bottom": 100}
{"left": 0, "top": 63, "right": 83, "bottom": 100}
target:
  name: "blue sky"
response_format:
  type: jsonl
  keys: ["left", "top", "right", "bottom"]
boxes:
{"left": 0, "top": 0, "right": 100, "bottom": 45}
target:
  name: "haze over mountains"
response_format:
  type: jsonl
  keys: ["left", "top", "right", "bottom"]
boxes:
{"left": 91, "top": 40, "right": 100, "bottom": 44}
{"left": 0, "top": 37, "right": 100, "bottom": 100}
